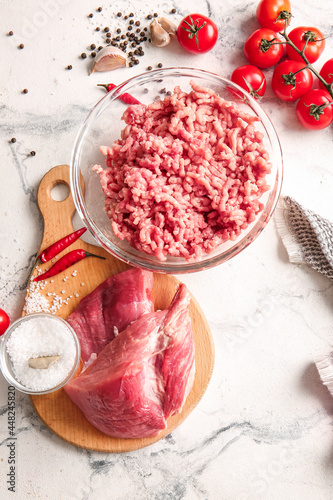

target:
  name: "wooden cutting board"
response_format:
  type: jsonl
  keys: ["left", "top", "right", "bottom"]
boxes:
{"left": 24, "top": 164, "right": 214, "bottom": 452}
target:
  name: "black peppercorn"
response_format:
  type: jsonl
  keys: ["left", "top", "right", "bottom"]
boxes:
{"left": 128, "top": 25, "right": 132, "bottom": 31}
{"left": 144, "top": 27, "right": 148, "bottom": 31}
{"left": 121, "top": 34, "right": 126, "bottom": 39}
{"left": 129, "top": 62, "right": 134, "bottom": 67}
{"left": 98, "top": 46, "right": 103, "bottom": 51}
{"left": 30, "top": 151, "right": 36, "bottom": 156}
{"left": 90, "top": 43, "right": 96, "bottom": 50}
{"left": 124, "top": 15, "right": 128, "bottom": 20}
{"left": 117, "top": 12, "right": 122, "bottom": 17}
{"left": 22, "top": 88, "right": 28, "bottom": 94}
{"left": 157, "top": 63, "right": 163, "bottom": 68}
{"left": 10, "top": 138, "right": 16, "bottom": 143}
{"left": 97, "top": 6, "right": 102, "bottom": 12}
{"left": 95, "top": 27, "right": 100, "bottom": 31}
{"left": 18, "top": 43, "right": 24, "bottom": 49}
{"left": 81, "top": 52, "right": 87, "bottom": 59}
{"left": 66, "top": 64, "right": 72, "bottom": 70}
{"left": 88, "top": 13, "right": 93, "bottom": 18}
{"left": 171, "top": 8, "right": 176, "bottom": 13}
{"left": 104, "top": 26, "right": 110, "bottom": 32}
{"left": 8, "top": 30, "right": 14, "bottom": 36}
{"left": 91, "top": 51, "right": 96, "bottom": 57}
{"left": 106, "top": 32, "right": 111, "bottom": 38}
{"left": 129, "top": 12, "right": 134, "bottom": 17}
{"left": 153, "top": 13, "right": 158, "bottom": 17}
{"left": 129, "top": 19, "right": 134, "bottom": 25}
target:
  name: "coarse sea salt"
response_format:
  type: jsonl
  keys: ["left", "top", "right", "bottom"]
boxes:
{"left": 6, "top": 316, "right": 77, "bottom": 391}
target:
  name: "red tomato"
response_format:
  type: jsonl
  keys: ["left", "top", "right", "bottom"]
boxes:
{"left": 177, "top": 14, "right": 218, "bottom": 54}
{"left": 319, "top": 58, "right": 333, "bottom": 91}
{"left": 0, "top": 308, "right": 10, "bottom": 336}
{"left": 244, "top": 28, "right": 283, "bottom": 68}
{"left": 286, "top": 26, "right": 326, "bottom": 64}
{"left": 256, "top": 0, "right": 292, "bottom": 32}
{"left": 296, "top": 89, "right": 333, "bottom": 130}
{"left": 272, "top": 60, "right": 313, "bottom": 102}
{"left": 231, "top": 65, "right": 267, "bottom": 99}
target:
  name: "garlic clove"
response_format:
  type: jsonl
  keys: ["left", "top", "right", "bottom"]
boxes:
{"left": 158, "top": 17, "right": 178, "bottom": 35}
{"left": 90, "top": 46, "right": 128, "bottom": 74}
{"left": 149, "top": 18, "right": 171, "bottom": 48}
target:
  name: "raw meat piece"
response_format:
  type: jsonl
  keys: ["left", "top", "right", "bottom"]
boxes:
{"left": 67, "top": 268, "right": 154, "bottom": 363}
{"left": 64, "top": 283, "right": 195, "bottom": 438}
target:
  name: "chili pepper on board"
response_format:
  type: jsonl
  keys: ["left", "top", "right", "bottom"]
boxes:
{"left": 34, "top": 250, "right": 106, "bottom": 282}
{"left": 37, "top": 227, "right": 87, "bottom": 263}
{"left": 97, "top": 83, "right": 141, "bottom": 104}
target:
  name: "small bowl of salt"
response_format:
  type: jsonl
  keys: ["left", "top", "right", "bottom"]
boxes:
{"left": 0, "top": 313, "right": 81, "bottom": 394}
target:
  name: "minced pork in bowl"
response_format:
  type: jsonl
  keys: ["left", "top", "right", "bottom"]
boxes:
{"left": 70, "top": 67, "right": 283, "bottom": 273}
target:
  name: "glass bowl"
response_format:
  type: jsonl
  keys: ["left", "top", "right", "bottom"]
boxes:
{"left": 0, "top": 314, "right": 81, "bottom": 395}
{"left": 70, "top": 67, "right": 283, "bottom": 273}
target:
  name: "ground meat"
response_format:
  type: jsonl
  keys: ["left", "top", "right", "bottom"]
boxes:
{"left": 94, "top": 81, "right": 271, "bottom": 262}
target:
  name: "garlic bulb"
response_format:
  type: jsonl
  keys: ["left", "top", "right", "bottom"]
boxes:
{"left": 90, "top": 46, "right": 128, "bottom": 74}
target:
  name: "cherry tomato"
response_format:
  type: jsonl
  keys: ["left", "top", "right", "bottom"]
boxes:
{"left": 272, "top": 60, "right": 313, "bottom": 102}
{"left": 286, "top": 26, "right": 326, "bottom": 64}
{"left": 231, "top": 65, "right": 267, "bottom": 99}
{"left": 319, "top": 58, "right": 333, "bottom": 91}
{"left": 244, "top": 28, "right": 283, "bottom": 68}
{"left": 296, "top": 89, "right": 333, "bottom": 130}
{"left": 0, "top": 308, "right": 10, "bottom": 336}
{"left": 177, "top": 14, "right": 218, "bottom": 54}
{"left": 256, "top": 0, "right": 292, "bottom": 32}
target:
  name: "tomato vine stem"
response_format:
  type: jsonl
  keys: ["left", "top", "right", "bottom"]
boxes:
{"left": 279, "top": 21, "right": 333, "bottom": 98}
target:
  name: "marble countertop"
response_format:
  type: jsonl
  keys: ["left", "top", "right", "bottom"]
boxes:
{"left": 1, "top": 0, "right": 333, "bottom": 498}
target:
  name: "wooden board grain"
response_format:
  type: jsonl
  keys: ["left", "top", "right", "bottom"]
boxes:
{"left": 24, "top": 165, "right": 214, "bottom": 452}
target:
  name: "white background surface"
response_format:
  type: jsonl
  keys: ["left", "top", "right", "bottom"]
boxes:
{"left": 1, "top": 0, "right": 333, "bottom": 498}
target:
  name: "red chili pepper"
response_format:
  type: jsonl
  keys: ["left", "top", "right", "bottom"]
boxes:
{"left": 38, "top": 227, "right": 87, "bottom": 263}
{"left": 34, "top": 250, "right": 106, "bottom": 282}
{"left": 97, "top": 83, "right": 141, "bottom": 105}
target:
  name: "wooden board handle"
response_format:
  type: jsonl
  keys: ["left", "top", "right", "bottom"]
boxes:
{"left": 37, "top": 165, "right": 78, "bottom": 251}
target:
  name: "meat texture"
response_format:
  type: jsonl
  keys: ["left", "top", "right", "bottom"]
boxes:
{"left": 64, "top": 283, "right": 195, "bottom": 438}
{"left": 67, "top": 268, "right": 154, "bottom": 363}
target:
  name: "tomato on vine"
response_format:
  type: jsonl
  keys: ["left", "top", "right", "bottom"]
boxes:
{"left": 319, "top": 58, "right": 333, "bottom": 92}
{"left": 286, "top": 26, "right": 326, "bottom": 64}
{"left": 296, "top": 89, "right": 333, "bottom": 130}
{"left": 0, "top": 308, "right": 10, "bottom": 336}
{"left": 231, "top": 65, "right": 266, "bottom": 99}
{"left": 256, "top": 0, "right": 292, "bottom": 32}
{"left": 272, "top": 60, "right": 313, "bottom": 102}
{"left": 176, "top": 14, "right": 218, "bottom": 54}
{"left": 244, "top": 28, "right": 283, "bottom": 68}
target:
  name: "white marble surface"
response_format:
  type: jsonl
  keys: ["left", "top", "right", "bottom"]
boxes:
{"left": 1, "top": 0, "right": 333, "bottom": 498}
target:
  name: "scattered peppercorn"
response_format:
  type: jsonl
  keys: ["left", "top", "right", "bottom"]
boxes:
{"left": 144, "top": 27, "right": 148, "bottom": 31}
{"left": 160, "top": 88, "right": 166, "bottom": 93}
{"left": 154, "top": 13, "right": 158, "bottom": 17}
{"left": 147, "top": 14, "right": 152, "bottom": 19}
{"left": 129, "top": 12, "right": 134, "bottom": 17}
{"left": 129, "top": 62, "right": 134, "bottom": 67}
{"left": 97, "top": 7, "right": 102, "bottom": 12}
{"left": 81, "top": 52, "right": 87, "bottom": 59}
{"left": 10, "top": 138, "right": 16, "bottom": 143}
{"left": 121, "top": 34, "right": 126, "bottom": 39}
{"left": 106, "top": 32, "right": 111, "bottom": 37}
{"left": 18, "top": 43, "right": 24, "bottom": 49}
{"left": 166, "top": 91, "right": 172, "bottom": 96}
{"left": 90, "top": 43, "right": 96, "bottom": 50}
{"left": 124, "top": 15, "right": 128, "bottom": 20}
{"left": 117, "top": 12, "right": 122, "bottom": 17}
{"left": 30, "top": 151, "right": 36, "bottom": 156}
{"left": 95, "top": 27, "right": 100, "bottom": 31}
{"left": 147, "top": 66, "right": 152, "bottom": 70}
{"left": 135, "top": 21, "right": 140, "bottom": 26}
{"left": 66, "top": 64, "right": 72, "bottom": 70}
{"left": 128, "top": 25, "right": 132, "bottom": 31}
{"left": 22, "top": 88, "right": 28, "bottom": 94}
{"left": 88, "top": 13, "right": 93, "bottom": 18}
{"left": 8, "top": 31, "right": 14, "bottom": 36}
{"left": 91, "top": 51, "right": 96, "bottom": 57}
{"left": 129, "top": 19, "right": 134, "bottom": 25}
{"left": 157, "top": 63, "right": 163, "bottom": 68}
{"left": 104, "top": 26, "right": 110, "bottom": 32}
{"left": 171, "top": 8, "right": 176, "bottom": 13}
